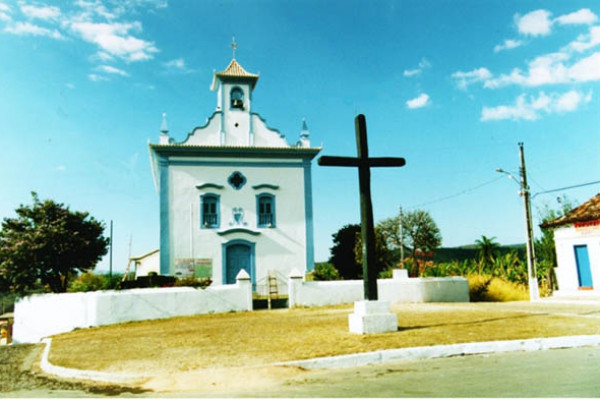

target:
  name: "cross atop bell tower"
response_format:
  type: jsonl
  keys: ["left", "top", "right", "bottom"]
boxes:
{"left": 231, "top": 36, "right": 238, "bottom": 59}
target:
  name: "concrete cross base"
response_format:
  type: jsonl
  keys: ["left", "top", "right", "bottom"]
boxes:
{"left": 348, "top": 300, "right": 398, "bottom": 334}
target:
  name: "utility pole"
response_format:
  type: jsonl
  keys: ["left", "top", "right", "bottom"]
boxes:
{"left": 109, "top": 220, "right": 113, "bottom": 279}
{"left": 519, "top": 142, "right": 539, "bottom": 301}
{"left": 399, "top": 206, "right": 404, "bottom": 269}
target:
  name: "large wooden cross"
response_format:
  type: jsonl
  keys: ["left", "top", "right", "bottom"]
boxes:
{"left": 318, "top": 114, "right": 406, "bottom": 301}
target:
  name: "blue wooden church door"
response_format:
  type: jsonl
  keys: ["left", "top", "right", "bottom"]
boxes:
{"left": 226, "top": 244, "right": 251, "bottom": 284}
{"left": 574, "top": 245, "right": 593, "bottom": 288}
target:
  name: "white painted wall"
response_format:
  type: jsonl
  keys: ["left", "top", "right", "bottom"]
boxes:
{"left": 13, "top": 275, "right": 253, "bottom": 344}
{"left": 288, "top": 273, "right": 469, "bottom": 307}
{"left": 134, "top": 250, "right": 160, "bottom": 278}
{"left": 168, "top": 159, "right": 308, "bottom": 285}
{"left": 553, "top": 225, "right": 600, "bottom": 293}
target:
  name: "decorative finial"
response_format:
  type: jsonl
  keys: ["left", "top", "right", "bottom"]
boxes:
{"left": 160, "top": 112, "right": 169, "bottom": 134}
{"left": 231, "top": 36, "right": 237, "bottom": 59}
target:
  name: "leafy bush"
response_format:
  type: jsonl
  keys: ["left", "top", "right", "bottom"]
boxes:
{"left": 174, "top": 277, "right": 212, "bottom": 289}
{"left": 310, "top": 263, "right": 341, "bottom": 281}
{"left": 69, "top": 272, "right": 124, "bottom": 292}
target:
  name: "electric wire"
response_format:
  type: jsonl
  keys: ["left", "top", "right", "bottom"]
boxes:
{"left": 407, "top": 176, "right": 505, "bottom": 209}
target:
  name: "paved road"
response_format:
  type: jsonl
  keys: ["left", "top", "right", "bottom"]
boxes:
{"left": 213, "top": 346, "right": 600, "bottom": 398}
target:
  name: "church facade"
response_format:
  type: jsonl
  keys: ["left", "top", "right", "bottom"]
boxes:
{"left": 149, "top": 58, "right": 320, "bottom": 289}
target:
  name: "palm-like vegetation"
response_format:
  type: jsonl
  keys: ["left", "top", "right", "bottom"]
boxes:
{"left": 475, "top": 235, "right": 500, "bottom": 274}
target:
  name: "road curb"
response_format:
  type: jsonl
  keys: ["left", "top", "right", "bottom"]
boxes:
{"left": 40, "top": 335, "right": 600, "bottom": 384}
{"left": 40, "top": 338, "right": 149, "bottom": 384}
{"left": 278, "top": 335, "right": 600, "bottom": 370}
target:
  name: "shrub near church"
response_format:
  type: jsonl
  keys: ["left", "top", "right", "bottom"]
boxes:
{"left": 0, "top": 193, "right": 109, "bottom": 296}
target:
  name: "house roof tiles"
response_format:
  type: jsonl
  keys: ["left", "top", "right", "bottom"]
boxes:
{"left": 541, "top": 193, "right": 600, "bottom": 228}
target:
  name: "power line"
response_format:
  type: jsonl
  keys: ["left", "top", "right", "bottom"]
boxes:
{"left": 407, "top": 176, "right": 504, "bottom": 209}
{"left": 532, "top": 179, "right": 600, "bottom": 198}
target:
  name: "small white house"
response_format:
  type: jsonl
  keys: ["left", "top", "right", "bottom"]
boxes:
{"left": 149, "top": 57, "right": 321, "bottom": 289}
{"left": 542, "top": 193, "right": 600, "bottom": 293}
{"left": 131, "top": 249, "right": 160, "bottom": 278}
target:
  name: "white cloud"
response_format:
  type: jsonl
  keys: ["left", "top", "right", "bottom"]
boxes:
{"left": 451, "top": 68, "right": 493, "bottom": 90}
{"left": 568, "top": 51, "right": 600, "bottom": 82}
{"left": 555, "top": 9, "right": 598, "bottom": 26}
{"left": 566, "top": 26, "right": 600, "bottom": 53}
{"left": 494, "top": 39, "right": 523, "bottom": 53}
{"left": 4, "top": 21, "right": 64, "bottom": 39}
{"left": 403, "top": 58, "right": 431, "bottom": 77}
{"left": 481, "top": 90, "right": 592, "bottom": 121}
{"left": 165, "top": 58, "right": 185, "bottom": 69}
{"left": 484, "top": 51, "right": 600, "bottom": 88}
{"left": 88, "top": 73, "right": 109, "bottom": 82}
{"left": 55, "top": 165, "right": 67, "bottom": 172}
{"left": 0, "top": 2, "right": 10, "bottom": 21}
{"left": 65, "top": 83, "right": 75, "bottom": 89}
{"left": 20, "top": 4, "right": 61, "bottom": 20}
{"left": 97, "top": 64, "right": 129, "bottom": 76}
{"left": 403, "top": 68, "right": 421, "bottom": 77}
{"left": 406, "top": 93, "right": 430, "bottom": 109}
{"left": 70, "top": 21, "right": 158, "bottom": 62}
{"left": 516, "top": 9, "right": 552, "bottom": 36}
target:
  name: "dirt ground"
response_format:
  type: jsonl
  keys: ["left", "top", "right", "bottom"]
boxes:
{"left": 4, "top": 301, "right": 600, "bottom": 397}
{"left": 0, "top": 344, "right": 150, "bottom": 397}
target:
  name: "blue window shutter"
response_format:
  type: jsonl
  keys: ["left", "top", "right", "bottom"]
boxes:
{"left": 257, "top": 193, "right": 276, "bottom": 228}
{"left": 201, "top": 194, "right": 220, "bottom": 228}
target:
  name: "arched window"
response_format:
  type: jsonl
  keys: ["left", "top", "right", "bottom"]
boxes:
{"left": 230, "top": 87, "right": 244, "bottom": 109}
{"left": 257, "top": 194, "right": 276, "bottom": 228}
{"left": 201, "top": 194, "right": 220, "bottom": 228}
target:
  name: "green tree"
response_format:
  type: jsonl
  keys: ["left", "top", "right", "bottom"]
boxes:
{"left": 353, "top": 227, "right": 395, "bottom": 277}
{"left": 328, "top": 224, "right": 362, "bottom": 279}
{"left": 400, "top": 210, "right": 442, "bottom": 275}
{"left": 310, "top": 262, "right": 341, "bottom": 281}
{"left": 475, "top": 235, "right": 500, "bottom": 274}
{"left": 536, "top": 195, "right": 577, "bottom": 292}
{"left": 0, "top": 193, "right": 109, "bottom": 295}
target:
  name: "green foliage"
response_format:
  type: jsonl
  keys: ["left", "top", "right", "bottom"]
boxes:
{"left": 174, "top": 276, "right": 212, "bottom": 289}
{"left": 310, "top": 263, "right": 341, "bottom": 281}
{"left": 353, "top": 228, "right": 395, "bottom": 278}
{"left": 535, "top": 195, "right": 577, "bottom": 294}
{"left": 329, "top": 224, "right": 362, "bottom": 279}
{"left": 0, "top": 193, "right": 109, "bottom": 296}
{"left": 475, "top": 235, "right": 500, "bottom": 274}
{"left": 68, "top": 272, "right": 124, "bottom": 292}
{"left": 377, "top": 210, "right": 442, "bottom": 273}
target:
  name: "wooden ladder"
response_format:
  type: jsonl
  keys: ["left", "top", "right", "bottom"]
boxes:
{"left": 267, "top": 273, "right": 278, "bottom": 309}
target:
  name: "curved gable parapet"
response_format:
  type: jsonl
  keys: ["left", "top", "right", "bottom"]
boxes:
{"left": 178, "top": 112, "right": 222, "bottom": 146}
{"left": 251, "top": 113, "right": 290, "bottom": 148}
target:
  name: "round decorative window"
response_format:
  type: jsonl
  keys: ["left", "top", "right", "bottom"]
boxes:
{"left": 228, "top": 171, "right": 246, "bottom": 190}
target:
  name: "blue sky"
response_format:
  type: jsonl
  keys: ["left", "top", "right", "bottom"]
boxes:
{"left": 1, "top": 0, "right": 599, "bottom": 272}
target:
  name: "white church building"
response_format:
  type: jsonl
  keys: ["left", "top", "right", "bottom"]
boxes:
{"left": 149, "top": 56, "right": 321, "bottom": 290}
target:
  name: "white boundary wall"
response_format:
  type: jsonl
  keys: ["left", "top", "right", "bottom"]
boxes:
{"left": 288, "top": 270, "right": 469, "bottom": 307}
{"left": 13, "top": 274, "right": 252, "bottom": 344}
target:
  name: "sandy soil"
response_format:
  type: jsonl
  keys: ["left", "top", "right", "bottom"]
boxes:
{"left": 141, "top": 365, "right": 306, "bottom": 396}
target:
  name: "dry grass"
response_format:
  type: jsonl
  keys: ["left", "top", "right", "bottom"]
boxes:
{"left": 48, "top": 301, "right": 600, "bottom": 375}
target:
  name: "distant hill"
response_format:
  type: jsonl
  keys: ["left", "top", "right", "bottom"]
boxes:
{"left": 433, "top": 244, "right": 526, "bottom": 263}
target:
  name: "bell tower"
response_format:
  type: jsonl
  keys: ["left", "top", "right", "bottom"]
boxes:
{"left": 210, "top": 39, "right": 260, "bottom": 146}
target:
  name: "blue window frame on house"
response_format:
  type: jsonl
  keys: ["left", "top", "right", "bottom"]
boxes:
{"left": 257, "top": 194, "right": 276, "bottom": 228}
{"left": 201, "top": 194, "right": 220, "bottom": 228}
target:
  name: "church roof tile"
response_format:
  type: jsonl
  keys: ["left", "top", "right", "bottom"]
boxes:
{"left": 212, "top": 59, "right": 259, "bottom": 90}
